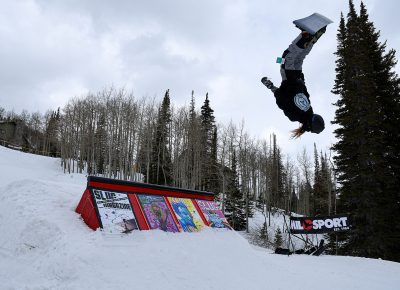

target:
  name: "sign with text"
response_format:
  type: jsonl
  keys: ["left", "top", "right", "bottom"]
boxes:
{"left": 92, "top": 189, "right": 139, "bottom": 234}
{"left": 290, "top": 214, "right": 351, "bottom": 234}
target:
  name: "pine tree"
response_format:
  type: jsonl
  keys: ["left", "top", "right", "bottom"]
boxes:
{"left": 274, "top": 228, "right": 283, "bottom": 248}
{"left": 270, "top": 135, "right": 285, "bottom": 209}
{"left": 200, "top": 93, "right": 219, "bottom": 192}
{"left": 44, "top": 108, "right": 60, "bottom": 157}
{"left": 321, "top": 152, "right": 334, "bottom": 214}
{"left": 0, "top": 107, "right": 5, "bottom": 120}
{"left": 209, "top": 126, "right": 221, "bottom": 194}
{"left": 313, "top": 145, "right": 329, "bottom": 215}
{"left": 95, "top": 111, "right": 107, "bottom": 174}
{"left": 224, "top": 148, "right": 246, "bottom": 231}
{"left": 332, "top": 1, "right": 400, "bottom": 261}
{"left": 312, "top": 144, "right": 321, "bottom": 215}
{"left": 149, "top": 90, "right": 173, "bottom": 185}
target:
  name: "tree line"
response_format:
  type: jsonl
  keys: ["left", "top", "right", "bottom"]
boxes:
{"left": 0, "top": 88, "right": 335, "bottom": 232}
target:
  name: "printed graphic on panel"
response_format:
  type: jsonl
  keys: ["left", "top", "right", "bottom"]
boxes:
{"left": 196, "top": 200, "right": 231, "bottom": 229}
{"left": 168, "top": 197, "right": 205, "bottom": 232}
{"left": 92, "top": 189, "right": 138, "bottom": 234}
{"left": 137, "top": 195, "right": 179, "bottom": 232}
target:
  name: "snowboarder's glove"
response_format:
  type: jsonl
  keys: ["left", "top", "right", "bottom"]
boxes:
{"left": 261, "top": 77, "right": 278, "bottom": 93}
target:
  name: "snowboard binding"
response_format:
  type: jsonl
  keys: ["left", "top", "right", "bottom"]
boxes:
{"left": 298, "top": 26, "right": 327, "bottom": 49}
{"left": 293, "top": 13, "right": 332, "bottom": 48}
{"left": 305, "top": 26, "right": 327, "bottom": 48}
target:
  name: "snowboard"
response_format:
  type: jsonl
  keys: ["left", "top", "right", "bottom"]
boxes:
{"left": 293, "top": 13, "right": 333, "bottom": 35}
{"left": 312, "top": 244, "right": 327, "bottom": 256}
{"left": 311, "top": 239, "right": 326, "bottom": 256}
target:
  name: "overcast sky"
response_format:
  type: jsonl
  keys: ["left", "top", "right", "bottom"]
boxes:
{"left": 1, "top": 0, "right": 399, "bottom": 157}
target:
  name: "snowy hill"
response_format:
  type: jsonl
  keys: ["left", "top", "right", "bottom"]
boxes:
{"left": 0, "top": 146, "right": 399, "bottom": 290}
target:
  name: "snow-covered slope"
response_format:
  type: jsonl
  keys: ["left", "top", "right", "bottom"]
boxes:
{"left": 0, "top": 146, "right": 399, "bottom": 290}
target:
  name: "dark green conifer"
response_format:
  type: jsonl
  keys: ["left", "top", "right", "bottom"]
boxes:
{"left": 332, "top": 1, "right": 400, "bottom": 261}
{"left": 200, "top": 94, "right": 219, "bottom": 192}
{"left": 149, "top": 90, "right": 173, "bottom": 185}
{"left": 274, "top": 228, "right": 283, "bottom": 248}
{"left": 224, "top": 148, "right": 246, "bottom": 231}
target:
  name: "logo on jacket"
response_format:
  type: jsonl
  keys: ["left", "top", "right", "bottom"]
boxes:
{"left": 294, "top": 93, "right": 310, "bottom": 112}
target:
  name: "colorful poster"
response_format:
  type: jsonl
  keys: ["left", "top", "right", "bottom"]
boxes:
{"left": 168, "top": 197, "right": 205, "bottom": 232}
{"left": 196, "top": 200, "right": 231, "bottom": 229}
{"left": 92, "top": 189, "right": 139, "bottom": 234}
{"left": 137, "top": 195, "right": 179, "bottom": 232}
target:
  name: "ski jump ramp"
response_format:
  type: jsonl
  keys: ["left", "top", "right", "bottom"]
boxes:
{"left": 76, "top": 176, "right": 231, "bottom": 234}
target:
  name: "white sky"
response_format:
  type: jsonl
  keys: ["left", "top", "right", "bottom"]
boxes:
{"left": 0, "top": 0, "right": 399, "bottom": 157}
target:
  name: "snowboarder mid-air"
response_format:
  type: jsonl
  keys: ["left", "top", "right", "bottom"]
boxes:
{"left": 262, "top": 14, "right": 331, "bottom": 138}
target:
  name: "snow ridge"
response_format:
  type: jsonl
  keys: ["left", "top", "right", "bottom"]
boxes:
{"left": 0, "top": 146, "right": 399, "bottom": 290}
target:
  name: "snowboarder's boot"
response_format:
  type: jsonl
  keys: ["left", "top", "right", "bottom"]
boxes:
{"left": 302, "top": 26, "right": 326, "bottom": 48}
{"left": 261, "top": 77, "right": 278, "bottom": 93}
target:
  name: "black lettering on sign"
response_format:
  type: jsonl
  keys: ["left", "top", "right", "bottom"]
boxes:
{"left": 94, "top": 189, "right": 102, "bottom": 200}
{"left": 93, "top": 189, "right": 117, "bottom": 201}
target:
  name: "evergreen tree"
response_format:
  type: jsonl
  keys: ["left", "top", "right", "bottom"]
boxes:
{"left": 44, "top": 108, "right": 60, "bottom": 157}
{"left": 0, "top": 106, "right": 5, "bottom": 120}
{"left": 312, "top": 144, "right": 320, "bottom": 215}
{"left": 224, "top": 148, "right": 246, "bottom": 231}
{"left": 332, "top": 1, "right": 400, "bottom": 261}
{"left": 270, "top": 135, "right": 285, "bottom": 209}
{"left": 313, "top": 145, "right": 329, "bottom": 215}
{"left": 200, "top": 93, "right": 219, "bottom": 192}
{"left": 94, "top": 111, "right": 107, "bottom": 174}
{"left": 209, "top": 126, "right": 221, "bottom": 194}
{"left": 149, "top": 90, "right": 173, "bottom": 185}
{"left": 274, "top": 228, "right": 283, "bottom": 248}
{"left": 320, "top": 152, "right": 333, "bottom": 214}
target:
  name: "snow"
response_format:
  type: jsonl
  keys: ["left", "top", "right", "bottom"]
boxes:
{"left": 0, "top": 146, "right": 399, "bottom": 290}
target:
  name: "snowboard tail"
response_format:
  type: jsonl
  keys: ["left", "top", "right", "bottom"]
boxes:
{"left": 311, "top": 244, "right": 327, "bottom": 256}
{"left": 311, "top": 239, "right": 326, "bottom": 256}
{"left": 293, "top": 13, "right": 333, "bottom": 35}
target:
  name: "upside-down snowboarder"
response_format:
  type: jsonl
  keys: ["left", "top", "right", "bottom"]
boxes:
{"left": 261, "top": 13, "right": 333, "bottom": 138}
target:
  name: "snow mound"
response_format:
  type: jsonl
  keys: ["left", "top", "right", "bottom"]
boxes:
{"left": 0, "top": 146, "right": 399, "bottom": 290}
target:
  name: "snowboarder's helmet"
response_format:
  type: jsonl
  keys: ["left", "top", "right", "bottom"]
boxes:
{"left": 311, "top": 114, "right": 325, "bottom": 134}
